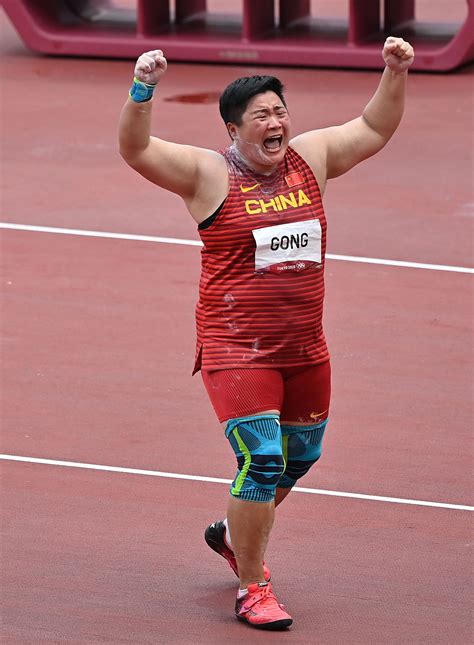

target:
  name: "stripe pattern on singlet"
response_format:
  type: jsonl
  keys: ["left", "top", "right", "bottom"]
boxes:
{"left": 193, "top": 145, "right": 329, "bottom": 373}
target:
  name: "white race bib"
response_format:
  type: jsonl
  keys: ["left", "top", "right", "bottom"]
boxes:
{"left": 252, "top": 219, "right": 322, "bottom": 273}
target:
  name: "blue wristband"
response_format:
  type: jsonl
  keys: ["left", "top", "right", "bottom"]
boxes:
{"left": 129, "top": 77, "right": 157, "bottom": 103}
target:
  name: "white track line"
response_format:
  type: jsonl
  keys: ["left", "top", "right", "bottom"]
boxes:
{"left": 0, "top": 222, "right": 202, "bottom": 247}
{"left": 1, "top": 222, "right": 473, "bottom": 274}
{"left": 1, "top": 454, "right": 472, "bottom": 512}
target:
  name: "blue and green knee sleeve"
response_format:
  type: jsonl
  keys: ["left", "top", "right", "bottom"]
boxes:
{"left": 278, "top": 420, "right": 328, "bottom": 488}
{"left": 226, "top": 414, "right": 284, "bottom": 503}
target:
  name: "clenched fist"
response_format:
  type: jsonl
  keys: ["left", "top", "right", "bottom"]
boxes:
{"left": 383, "top": 37, "right": 415, "bottom": 73}
{"left": 134, "top": 50, "right": 168, "bottom": 85}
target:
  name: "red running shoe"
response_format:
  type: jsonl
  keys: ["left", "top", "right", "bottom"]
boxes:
{"left": 235, "top": 582, "right": 293, "bottom": 630}
{"left": 204, "top": 521, "right": 271, "bottom": 582}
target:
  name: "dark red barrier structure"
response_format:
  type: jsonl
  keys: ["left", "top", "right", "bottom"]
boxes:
{"left": 2, "top": 0, "right": 473, "bottom": 70}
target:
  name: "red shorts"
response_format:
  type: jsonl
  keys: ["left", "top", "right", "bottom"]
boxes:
{"left": 201, "top": 361, "right": 331, "bottom": 424}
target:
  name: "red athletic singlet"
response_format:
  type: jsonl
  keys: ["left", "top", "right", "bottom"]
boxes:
{"left": 193, "top": 145, "right": 329, "bottom": 374}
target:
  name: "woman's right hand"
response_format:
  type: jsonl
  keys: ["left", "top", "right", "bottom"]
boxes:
{"left": 134, "top": 50, "right": 168, "bottom": 85}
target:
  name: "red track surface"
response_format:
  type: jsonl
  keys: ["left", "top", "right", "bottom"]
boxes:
{"left": 1, "top": 9, "right": 473, "bottom": 644}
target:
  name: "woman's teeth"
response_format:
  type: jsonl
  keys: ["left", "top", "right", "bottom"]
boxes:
{"left": 263, "top": 136, "right": 282, "bottom": 150}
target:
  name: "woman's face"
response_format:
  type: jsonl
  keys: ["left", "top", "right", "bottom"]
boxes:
{"left": 228, "top": 91, "right": 291, "bottom": 174}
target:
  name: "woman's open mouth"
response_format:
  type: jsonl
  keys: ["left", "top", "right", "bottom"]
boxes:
{"left": 263, "top": 135, "right": 283, "bottom": 151}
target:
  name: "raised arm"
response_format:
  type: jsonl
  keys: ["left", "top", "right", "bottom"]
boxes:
{"left": 291, "top": 37, "right": 415, "bottom": 190}
{"left": 118, "top": 50, "right": 228, "bottom": 221}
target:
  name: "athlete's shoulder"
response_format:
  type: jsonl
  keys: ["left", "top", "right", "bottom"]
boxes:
{"left": 184, "top": 148, "right": 228, "bottom": 223}
{"left": 288, "top": 134, "right": 328, "bottom": 193}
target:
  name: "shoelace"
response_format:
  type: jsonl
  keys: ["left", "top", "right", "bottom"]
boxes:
{"left": 240, "top": 585, "right": 279, "bottom": 612}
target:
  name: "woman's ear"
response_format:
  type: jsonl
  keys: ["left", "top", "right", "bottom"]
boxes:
{"left": 227, "top": 123, "right": 237, "bottom": 140}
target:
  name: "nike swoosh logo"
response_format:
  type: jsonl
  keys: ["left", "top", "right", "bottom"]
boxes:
{"left": 310, "top": 410, "right": 328, "bottom": 420}
{"left": 240, "top": 183, "right": 260, "bottom": 193}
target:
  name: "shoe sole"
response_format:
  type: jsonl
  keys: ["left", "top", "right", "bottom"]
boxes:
{"left": 236, "top": 615, "right": 293, "bottom": 630}
{"left": 205, "top": 524, "right": 272, "bottom": 581}
{"left": 204, "top": 524, "right": 239, "bottom": 576}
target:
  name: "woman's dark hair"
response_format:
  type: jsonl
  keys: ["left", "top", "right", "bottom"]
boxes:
{"left": 219, "top": 75, "right": 287, "bottom": 125}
